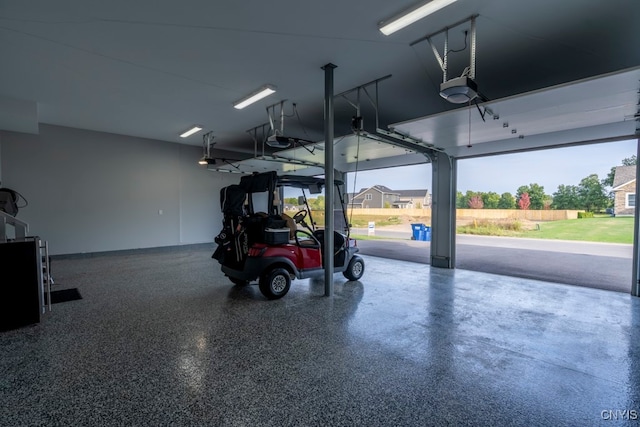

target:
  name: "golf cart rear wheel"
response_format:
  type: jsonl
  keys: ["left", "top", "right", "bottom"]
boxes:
{"left": 343, "top": 255, "right": 365, "bottom": 281}
{"left": 259, "top": 267, "right": 291, "bottom": 300}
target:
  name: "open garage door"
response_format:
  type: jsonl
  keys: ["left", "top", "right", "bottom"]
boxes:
{"left": 347, "top": 141, "right": 636, "bottom": 294}
{"left": 453, "top": 141, "right": 636, "bottom": 293}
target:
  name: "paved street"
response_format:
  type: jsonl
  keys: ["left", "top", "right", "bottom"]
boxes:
{"left": 352, "top": 228, "right": 633, "bottom": 294}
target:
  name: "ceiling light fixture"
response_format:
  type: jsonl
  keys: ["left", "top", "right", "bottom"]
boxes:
{"left": 180, "top": 125, "right": 203, "bottom": 138}
{"left": 379, "top": 0, "right": 458, "bottom": 36}
{"left": 233, "top": 84, "right": 276, "bottom": 109}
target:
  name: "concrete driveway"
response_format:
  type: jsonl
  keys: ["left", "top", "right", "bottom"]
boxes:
{"left": 352, "top": 228, "right": 633, "bottom": 294}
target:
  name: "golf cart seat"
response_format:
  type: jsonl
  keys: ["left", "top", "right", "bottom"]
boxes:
{"left": 281, "top": 213, "right": 297, "bottom": 240}
{"left": 313, "top": 229, "right": 346, "bottom": 252}
{"left": 313, "top": 230, "right": 347, "bottom": 266}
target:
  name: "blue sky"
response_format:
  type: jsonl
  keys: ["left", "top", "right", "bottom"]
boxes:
{"left": 346, "top": 139, "right": 638, "bottom": 195}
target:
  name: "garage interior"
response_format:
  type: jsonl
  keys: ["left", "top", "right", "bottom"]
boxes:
{"left": 1, "top": 0, "right": 640, "bottom": 425}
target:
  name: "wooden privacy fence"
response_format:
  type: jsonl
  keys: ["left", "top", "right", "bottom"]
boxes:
{"left": 348, "top": 208, "right": 580, "bottom": 221}
{"left": 456, "top": 209, "right": 580, "bottom": 221}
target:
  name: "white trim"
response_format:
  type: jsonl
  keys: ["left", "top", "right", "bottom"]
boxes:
{"left": 626, "top": 192, "right": 636, "bottom": 209}
{"left": 612, "top": 178, "right": 636, "bottom": 191}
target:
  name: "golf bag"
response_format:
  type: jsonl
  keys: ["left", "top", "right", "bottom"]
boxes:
{"left": 212, "top": 185, "right": 248, "bottom": 266}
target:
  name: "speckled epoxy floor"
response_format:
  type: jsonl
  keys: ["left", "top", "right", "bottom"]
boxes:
{"left": 2, "top": 244, "right": 640, "bottom": 426}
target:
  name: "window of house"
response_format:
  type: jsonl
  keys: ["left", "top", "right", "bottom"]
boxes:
{"left": 365, "top": 194, "right": 372, "bottom": 200}
{"left": 627, "top": 193, "right": 636, "bottom": 208}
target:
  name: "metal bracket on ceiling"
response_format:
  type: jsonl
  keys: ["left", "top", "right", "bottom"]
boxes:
{"left": 411, "top": 14, "right": 491, "bottom": 112}
{"left": 246, "top": 122, "right": 271, "bottom": 158}
{"left": 369, "top": 129, "right": 442, "bottom": 162}
{"left": 410, "top": 14, "right": 479, "bottom": 83}
{"left": 260, "top": 100, "right": 322, "bottom": 155}
{"left": 207, "top": 167, "right": 248, "bottom": 174}
{"left": 335, "top": 74, "right": 442, "bottom": 157}
{"left": 204, "top": 156, "right": 249, "bottom": 174}
{"left": 335, "top": 74, "right": 392, "bottom": 131}
{"left": 201, "top": 131, "right": 215, "bottom": 158}
{"left": 257, "top": 154, "right": 324, "bottom": 169}
{"left": 477, "top": 104, "right": 498, "bottom": 123}
{"left": 266, "top": 100, "right": 287, "bottom": 137}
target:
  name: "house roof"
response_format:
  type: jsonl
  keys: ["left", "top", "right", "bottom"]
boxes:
{"left": 612, "top": 165, "right": 636, "bottom": 189}
{"left": 352, "top": 185, "right": 398, "bottom": 199}
{"left": 396, "top": 189, "right": 429, "bottom": 197}
{"left": 350, "top": 186, "right": 429, "bottom": 203}
{"left": 356, "top": 186, "right": 427, "bottom": 196}
{"left": 371, "top": 185, "right": 397, "bottom": 194}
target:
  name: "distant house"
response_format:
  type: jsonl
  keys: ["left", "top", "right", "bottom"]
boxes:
{"left": 348, "top": 185, "right": 430, "bottom": 209}
{"left": 348, "top": 185, "right": 398, "bottom": 209}
{"left": 612, "top": 165, "right": 636, "bottom": 216}
{"left": 395, "top": 189, "right": 431, "bottom": 209}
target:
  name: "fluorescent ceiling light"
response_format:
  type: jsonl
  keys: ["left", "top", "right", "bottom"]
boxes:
{"left": 379, "top": 0, "right": 458, "bottom": 36}
{"left": 233, "top": 85, "right": 276, "bottom": 109}
{"left": 180, "top": 125, "right": 203, "bottom": 138}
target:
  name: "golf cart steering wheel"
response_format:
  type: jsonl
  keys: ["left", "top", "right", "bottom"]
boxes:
{"left": 293, "top": 210, "right": 307, "bottom": 224}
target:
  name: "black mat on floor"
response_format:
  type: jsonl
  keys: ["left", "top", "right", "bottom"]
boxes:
{"left": 48, "top": 288, "right": 82, "bottom": 304}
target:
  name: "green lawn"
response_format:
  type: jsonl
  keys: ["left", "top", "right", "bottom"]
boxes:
{"left": 518, "top": 217, "right": 635, "bottom": 244}
{"left": 347, "top": 215, "right": 635, "bottom": 244}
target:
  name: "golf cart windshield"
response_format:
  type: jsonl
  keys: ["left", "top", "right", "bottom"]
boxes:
{"left": 277, "top": 175, "right": 348, "bottom": 234}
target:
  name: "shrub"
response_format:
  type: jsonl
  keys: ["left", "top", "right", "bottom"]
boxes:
{"left": 518, "top": 192, "right": 531, "bottom": 210}
{"left": 468, "top": 195, "right": 484, "bottom": 209}
{"left": 457, "top": 219, "right": 523, "bottom": 235}
{"left": 387, "top": 216, "right": 401, "bottom": 224}
{"left": 577, "top": 211, "right": 594, "bottom": 219}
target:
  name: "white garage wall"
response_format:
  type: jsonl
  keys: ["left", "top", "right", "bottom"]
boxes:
{"left": 0, "top": 124, "right": 236, "bottom": 255}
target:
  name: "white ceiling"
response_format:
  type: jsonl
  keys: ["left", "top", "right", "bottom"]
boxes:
{"left": 1, "top": 0, "right": 638, "bottom": 164}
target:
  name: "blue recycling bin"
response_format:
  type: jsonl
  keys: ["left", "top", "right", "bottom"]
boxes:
{"left": 411, "top": 223, "right": 422, "bottom": 240}
{"left": 411, "top": 224, "right": 431, "bottom": 241}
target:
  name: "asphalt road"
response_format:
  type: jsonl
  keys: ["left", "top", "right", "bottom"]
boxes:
{"left": 352, "top": 229, "right": 633, "bottom": 294}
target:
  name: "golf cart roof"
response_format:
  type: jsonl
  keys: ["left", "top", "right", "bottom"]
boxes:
{"left": 237, "top": 172, "right": 344, "bottom": 197}
{"left": 277, "top": 174, "right": 344, "bottom": 190}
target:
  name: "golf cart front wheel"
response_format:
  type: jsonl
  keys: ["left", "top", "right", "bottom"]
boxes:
{"left": 259, "top": 267, "right": 292, "bottom": 300}
{"left": 343, "top": 256, "right": 365, "bottom": 281}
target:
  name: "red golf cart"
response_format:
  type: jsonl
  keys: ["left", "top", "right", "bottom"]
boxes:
{"left": 212, "top": 171, "right": 364, "bottom": 299}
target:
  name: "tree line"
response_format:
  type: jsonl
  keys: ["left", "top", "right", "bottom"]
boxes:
{"left": 284, "top": 196, "right": 325, "bottom": 210}
{"left": 457, "top": 156, "right": 636, "bottom": 212}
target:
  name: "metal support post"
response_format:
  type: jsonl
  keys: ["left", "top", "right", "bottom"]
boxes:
{"left": 430, "top": 151, "right": 457, "bottom": 269}
{"left": 322, "top": 63, "right": 337, "bottom": 297}
{"left": 632, "top": 136, "right": 640, "bottom": 297}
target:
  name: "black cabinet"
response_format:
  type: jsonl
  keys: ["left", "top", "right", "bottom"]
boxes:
{"left": 0, "top": 239, "right": 44, "bottom": 331}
